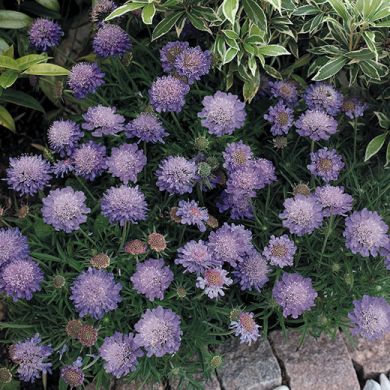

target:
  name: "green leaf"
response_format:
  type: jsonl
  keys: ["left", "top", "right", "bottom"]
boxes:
{"left": 0, "top": 11, "right": 32, "bottom": 29}
{"left": 0, "top": 37, "right": 9, "bottom": 53}
{"left": 222, "top": 0, "right": 239, "bottom": 24}
{"left": 362, "top": 31, "right": 378, "bottom": 61}
{"left": 141, "top": 3, "right": 156, "bottom": 25}
{"left": 16, "top": 54, "right": 48, "bottom": 70}
{"left": 0, "top": 55, "right": 20, "bottom": 70}
{"left": 263, "top": 64, "right": 282, "bottom": 79}
{"left": 0, "top": 89, "right": 45, "bottom": 112}
{"left": 359, "top": 60, "right": 381, "bottom": 80}
{"left": 326, "top": 0, "right": 350, "bottom": 21}
{"left": 33, "top": 220, "right": 53, "bottom": 240}
{"left": 105, "top": 2, "right": 145, "bottom": 21}
{"left": 374, "top": 111, "right": 390, "bottom": 130}
{"left": 264, "top": 0, "right": 282, "bottom": 12}
{"left": 293, "top": 5, "right": 320, "bottom": 15}
{"left": 385, "top": 141, "right": 390, "bottom": 167}
{"left": 312, "top": 57, "right": 347, "bottom": 81}
{"left": 364, "top": 133, "right": 387, "bottom": 161}
{"left": 256, "top": 45, "right": 290, "bottom": 57}
{"left": 222, "top": 29, "right": 239, "bottom": 40}
{"left": 23, "top": 63, "right": 69, "bottom": 76}
{"left": 243, "top": 76, "right": 260, "bottom": 102}
{"left": 0, "top": 70, "right": 18, "bottom": 88}
{"left": 187, "top": 13, "right": 212, "bottom": 33}
{"left": 222, "top": 47, "right": 239, "bottom": 64}
{"left": 35, "top": 0, "right": 60, "bottom": 12}
{"left": 0, "top": 105, "right": 16, "bottom": 132}
{"left": 376, "top": 20, "right": 390, "bottom": 27}
{"left": 152, "top": 12, "right": 184, "bottom": 40}
{"left": 242, "top": 0, "right": 267, "bottom": 30}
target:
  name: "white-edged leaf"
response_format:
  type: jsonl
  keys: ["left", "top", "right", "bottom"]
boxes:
{"left": 152, "top": 12, "right": 184, "bottom": 40}
{"left": 385, "top": 141, "right": 390, "bottom": 167}
{"left": 256, "top": 45, "right": 290, "bottom": 57}
{"left": 312, "top": 57, "right": 347, "bottom": 80}
{"left": 222, "top": 47, "right": 238, "bottom": 64}
{"left": 264, "top": 0, "right": 282, "bottom": 13}
{"left": 242, "top": 0, "right": 267, "bottom": 30}
{"left": 327, "top": 0, "right": 350, "bottom": 21}
{"left": 222, "top": 0, "right": 239, "bottom": 24}
{"left": 142, "top": 3, "right": 156, "bottom": 24}
{"left": 105, "top": 2, "right": 145, "bottom": 21}
{"left": 364, "top": 133, "right": 387, "bottom": 161}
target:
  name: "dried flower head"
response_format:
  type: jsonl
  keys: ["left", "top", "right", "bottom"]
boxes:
{"left": 90, "top": 253, "right": 110, "bottom": 269}
{"left": 77, "top": 324, "right": 98, "bottom": 347}
{"left": 66, "top": 319, "right": 83, "bottom": 339}
{"left": 53, "top": 275, "right": 66, "bottom": 289}
{"left": 147, "top": 232, "right": 167, "bottom": 252}
{"left": 293, "top": 183, "right": 311, "bottom": 197}
{"left": 61, "top": 358, "right": 84, "bottom": 388}
{"left": 0, "top": 367, "right": 12, "bottom": 384}
{"left": 124, "top": 240, "right": 147, "bottom": 255}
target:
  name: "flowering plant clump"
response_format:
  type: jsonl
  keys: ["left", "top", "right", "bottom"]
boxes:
{"left": 0, "top": 3, "right": 390, "bottom": 389}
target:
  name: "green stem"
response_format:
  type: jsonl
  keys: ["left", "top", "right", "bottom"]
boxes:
{"left": 320, "top": 215, "right": 335, "bottom": 262}
{"left": 353, "top": 118, "right": 358, "bottom": 164}
{"left": 76, "top": 176, "right": 97, "bottom": 202}
{"left": 119, "top": 222, "right": 128, "bottom": 252}
{"left": 79, "top": 227, "right": 96, "bottom": 247}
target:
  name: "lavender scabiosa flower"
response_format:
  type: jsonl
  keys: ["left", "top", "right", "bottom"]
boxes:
{"left": 72, "top": 141, "right": 107, "bottom": 180}
{"left": 295, "top": 110, "right": 338, "bottom": 141}
{"left": 126, "top": 112, "right": 168, "bottom": 143}
{"left": 304, "top": 82, "right": 343, "bottom": 116}
{"left": 174, "top": 46, "right": 212, "bottom": 84}
{"left": 70, "top": 268, "right": 122, "bottom": 319}
{"left": 48, "top": 120, "right": 83, "bottom": 157}
{"left": 101, "top": 185, "right": 147, "bottom": 226}
{"left": 269, "top": 80, "right": 299, "bottom": 106}
{"left": 42, "top": 187, "right": 90, "bottom": 233}
{"left": 149, "top": 75, "right": 190, "bottom": 113}
{"left": 60, "top": 358, "right": 84, "bottom": 388}
{"left": 279, "top": 194, "right": 323, "bottom": 236}
{"left": 68, "top": 62, "right": 105, "bottom": 99}
{"left": 308, "top": 147, "right": 345, "bottom": 182}
{"left": 107, "top": 143, "right": 146, "bottom": 184}
{"left": 52, "top": 159, "right": 74, "bottom": 178}
{"left": 196, "top": 268, "right": 233, "bottom": 299}
{"left": 0, "top": 227, "right": 29, "bottom": 267}
{"left": 272, "top": 273, "right": 318, "bottom": 318}
{"left": 233, "top": 250, "right": 269, "bottom": 291}
{"left": 91, "top": 0, "right": 117, "bottom": 24}
{"left": 134, "top": 306, "right": 182, "bottom": 357}
{"left": 82, "top": 105, "right": 125, "bottom": 137}
{"left": 156, "top": 156, "right": 198, "bottom": 194}
{"left": 0, "top": 258, "right": 43, "bottom": 301}
{"left": 208, "top": 223, "right": 253, "bottom": 267}
{"left": 93, "top": 24, "right": 131, "bottom": 57}
{"left": 380, "top": 242, "right": 390, "bottom": 270}
{"left": 198, "top": 91, "right": 246, "bottom": 136}
{"left": 99, "top": 332, "right": 143, "bottom": 378}
{"left": 263, "top": 235, "right": 297, "bottom": 268}
{"left": 11, "top": 335, "right": 52, "bottom": 383}
{"left": 342, "top": 97, "right": 368, "bottom": 119}
{"left": 343, "top": 209, "right": 389, "bottom": 257}
{"left": 28, "top": 18, "right": 63, "bottom": 51}
{"left": 217, "top": 191, "right": 254, "bottom": 220}
{"left": 264, "top": 101, "right": 294, "bottom": 136}
{"left": 176, "top": 200, "right": 208, "bottom": 232}
{"left": 130, "top": 259, "right": 173, "bottom": 301}
{"left": 6, "top": 155, "right": 51, "bottom": 196}
{"left": 223, "top": 141, "right": 253, "bottom": 174}
{"left": 160, "top": 41, "right": 190, "bottom": 73}
{"left": 348, "top": 295, "right": 390, "bottom": 340}
{"left": 230, "top": 311, "right": 260, "bottom": 345}
{"left": 253, "top": 158, "right": 277, "bottom": 187}
{"left": 314, "top": 185, "right": 353, "bottom": 216}
{"left": 175, "top": 240, "right": 219, "bottom": 274}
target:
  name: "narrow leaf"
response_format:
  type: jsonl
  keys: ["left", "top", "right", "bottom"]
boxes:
{"left": 0, "top": 105, "right": 16, "bottom": 132}
{"left": 312, "top": 57, "right": 347, "bottom": 81}
{"left": 0, "top": 55, "right": 20, "bottom": 71}
{"left": 23, "top": 63, "right": 69, "bottom": 76}
{"left": 0, "top": 70, "right": 18, "bottom": 88}
{"left": 256, "top": 45, "right": 290, "bottom": 57}
{"left": 0, "top": 11, "right": 32, "bottom": 29}
{"left": 327, "top": 0, "right": 350, "bottom": 21}
{"left": 105, "top": 2, "right": 145, "bottom": 21}
{"left": 222, "top": 0, "right": 239, "bottom": 24}
{"left": 386, "top": 141, "right": 390, "bottom": 167}
{"left": 16, "top": 54, "right": 48, "bottom": 70}
{"left": 364, "top": 133, "right": 387, "bottom": 161}
{"left": 35, "top": 0, "right": 60, "bottom": 12}
{"left": 142, "top": 3, "right": 156, "bottom": 25}
{"left": 0, "top": 89, "right": 45, "bottom": 112}
{"left": 242, "top": 0, "right": 267, "bottom": 30}
{"left": 152, "top": 12, "right": 184, "bottom": 40}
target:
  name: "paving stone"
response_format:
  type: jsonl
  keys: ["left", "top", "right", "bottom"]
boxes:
{"left": 217, "top": 337, "right": 282, "bottom": 390}
{"left": 115, "top": 380, "right": 165, "bottom": 390}
{"left": 270, "top": 330, "right": 360, "bottom": 390}
{"left": 169, "top": 373, "right": 221, "bottom": 389}
{"left": 345, "top": 332, "right": 390, "bottom": 378}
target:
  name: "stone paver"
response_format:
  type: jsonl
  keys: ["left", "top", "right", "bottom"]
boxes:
{"left": 169, "top": 373, "right": 221, "bottom": 389}
{"left": 217, "top": 337, "right": 282, "bottom": 390}
{"left": 115, "top": 380, "right": 165, "bottom": 389}
{"left": 270, "top": 330, "right": 360, "bottom": 390}
{"left": 345, "top": 332, "right": 390, "bottom": 378}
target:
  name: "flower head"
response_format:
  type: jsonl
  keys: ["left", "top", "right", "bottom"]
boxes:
{"left": 198, "top": 91, "right": 246, "bottom": 136}
{"left": 176, "top": 200, "right": 208, "bottom": 232}
{"left": 269, "top": 80, "right": 299, "bottom": 106}
{"left": 52, "top": 159, "right": 74, "bottom": 178}
{"left": 156, "top": 156, "right": 198, "bottom": 194}
{"left": 42, "top": 187, "right": 90, "bottom": 233}
{"left": 91, "top": 0, "right": 117, "bottom": 24}
{"left": 72, "top": 141, "right": 107, "bottom": 180}
{"left": 223, "top": 141, "right": 253, "bottom": 174}
{"left": 131, "top": 259, "right": 173, "bottom": 301}
{"left": 308, "top": 147, "right": 344, "bottom": 182}
{"left": 11, "top": 335, "right": 52, "bottom": 383}
{"left": 107, "top": 143, "right": 146, "bottom": 184}
{"left": 343, "top": 209, "right": 389, "bottom": 257}
{"left": 262, "top": 235, "right": 296, "bottom": 268}
{"left": 48, "top": 120, "right": 83, "bottom": 157}
{"left": 175, "top": 240, "right": 219, "bottom": 274}
{"left": 134, "top": 306, "right": 182, "bottom": 357}
{"left": 93, "top": 24, "right": 131, "bottom": 57}
{"left": 304, "top": 82, "right": 343, "bottom": 116}
{"left": 101, "top": 185, "right": 148, "bottom": 226}
{"left": 7, "top": 154, "right": 51, "bottom": 196}
{"left": 230, "top": 311, "right": 260, "bottom": 345}
{"left": 217, "top": 191, "right": 254, "bottom": 220}
{"left": 90, "top": 253, "right": 110, "bottom": 269}
{"left": 60, "top": 358, "right": 84, "bottom": 388}
{"left": 70, "top": 268, "right": 122, "bottom": 319}
{"left": 174, "top": 46, "right": 212, "bottom": 84}
{"left": 77, "top": 324, "right": 98, "bottom": 347}
{"left": 29, "top": 18, "right": 63, "bottom": 51}
{"left": 82, "top": 105, "right": 125, "bottom": 137}
{"left": 66, "top": 319, "right": 83, "bottom": 338}
{"left": 272, "top": 273, "right": 317, "bottom": 318}
{"left": 0, "top": 227, "right": 29, "bottom": 267}
{"left": 342, "top": 97, "right": 368, "bottom": 119}
{"left": 314, "top": 185, "right": 353, "bottom": 216}
{"left": 147, "top": 233, "right": 167, "bottom": 252}
{"left": 196, "top": 268, "right": 233, "bottom": 299}
{"left": 125, "top": 239, "right": 147, "bottom": 255}
{"left": 264, "top": 101, "right": 294, "bottom": 136}
{"left": 280, "top": 194, "right": 323, "bottom": 236}
{"left": 68, "top": 62, "right": 105, "bottom": 99}
{"left": 348, "top": 295, "right": 390, "bottom": 340}
{"left": 126, "top": 112, "right": 168, "bottom": 143}
{"left": 380, "top": 242, "right": 390, "bottom": 270}
{"left": 160, "top": 41, "right": 190, "bottom": 73}
{"left": 0, "top": 258, "right": 43, "bottom": 301}
{"left": 149, "top": 75, "right": 190, "bottom": 113}
{"left": 99, "top": 332, "right": 143, "bottom": 378}
{"left": 233, "top": 249, "right": 269, "bottom": 291}
{"left": 295, "top": 110, "right": 338, "bottom": 141}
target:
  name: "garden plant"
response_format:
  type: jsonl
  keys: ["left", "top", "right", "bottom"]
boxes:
{"left": 0, "top": 0, "right": 390, "bottom": 389}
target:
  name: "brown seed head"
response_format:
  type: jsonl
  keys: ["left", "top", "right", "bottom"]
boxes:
{"left": 124, "top": 240, "right": 147, "bottom": 255}
{"left": 90, "top": 253, "right": 110, "bottom": 269}
{"left": 147, "top": 233, "right": 167, "bottom": 252}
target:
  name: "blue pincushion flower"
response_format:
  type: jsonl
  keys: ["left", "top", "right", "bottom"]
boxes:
{"left": 176, "top": 199, "right": 208, "bottom": 232}
{"left": 126, "top": 112, "right": 168, "bottom": 143}
{"left": 160, "top": 41, "right": 190, "bottom": 73}
{"left": 93, "top": 24, "right": 131, "bottom": 57}
{"left": 295, "top": 110, "right": 338, "bottom": 141}
{"left": 0, "top": 228, "right": 29, "bottom": 267}
{"left": 28, "top": 18, "right": 63, "bottom": 51}
{"left": 68, "top": 62, "right": 105, "bottom": 99}
{"left": 230, "top": 311, "right": 260, "bottom": 345}
{"left": 264, "top": 101, "right": 294, "bottom": 136}
{"left": 48, "top": 119, "right": 83, "bottom": 157}
{"left": 72, "top": 141, "right": 107, "bottom": 181}
{"left": 304, "top": 82, "right": 343, "bottom": 116}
